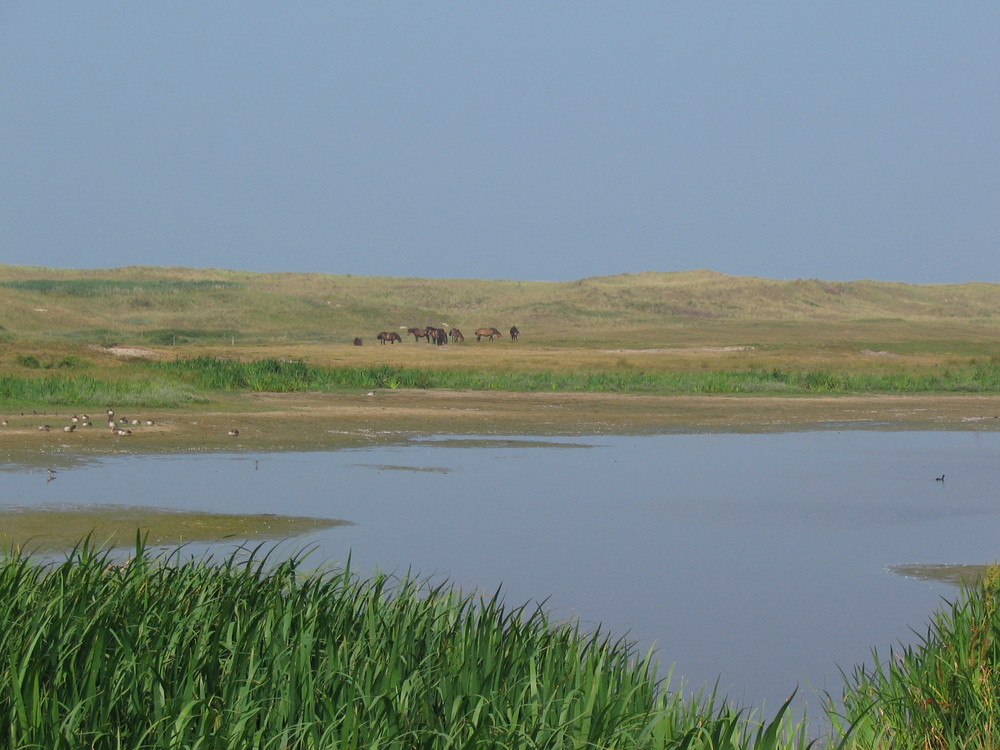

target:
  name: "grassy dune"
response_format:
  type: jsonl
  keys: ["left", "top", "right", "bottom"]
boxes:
{"left": 2, "top": 264, "right": 999, "bottom": 351}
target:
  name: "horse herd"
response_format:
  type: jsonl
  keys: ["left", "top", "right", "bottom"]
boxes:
{"left": 367, "top": 326, "right": 520, "bottom": 346}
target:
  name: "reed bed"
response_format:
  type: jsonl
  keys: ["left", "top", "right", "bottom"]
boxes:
{"left": 8, "top": 356, "right": 1000, "bottom": 408}
{"left": 146, "top": 357, "right": 1000, "bottom": 396}
{"left": 834, "top": 566, "right": 1000, "bottom": 749}
{"left": 0, "top": 541, "right": 811, "bottom": 750}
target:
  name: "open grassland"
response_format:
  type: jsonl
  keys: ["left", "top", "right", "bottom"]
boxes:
{"left": 2, "top": 266, "right": 1000, "bottom": 391}
{"left": 1, "top": 541, "right": 998, "bottom": 749}
{"left": 3, "top": 265, "right": 1000, "bottom": 444}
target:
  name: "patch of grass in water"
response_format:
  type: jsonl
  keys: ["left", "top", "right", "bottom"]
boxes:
{"left": 0, "top": 505, "right": 348, "bottom": 552}
{"left": 889, "top": 563, "right": 989, "bottom": 587}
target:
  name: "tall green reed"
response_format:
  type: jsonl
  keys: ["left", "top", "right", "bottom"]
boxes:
{"left": 0, "top": 540, "right": 812, "bottom": 749}
{"left": 834, "top": 566, "right": 1000, "bottom": 748}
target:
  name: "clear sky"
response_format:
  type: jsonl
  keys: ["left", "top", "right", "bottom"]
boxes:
{"left": 3, "top": 4, "right": 998, "bottom": 283}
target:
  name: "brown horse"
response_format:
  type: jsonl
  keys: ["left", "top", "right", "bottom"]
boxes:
{"left": 353, "top": 337, "right": 364, "bottom": 346}
{"left": 475, "top": 327, "right": 503, "bottom": 342}
{"left": 407, "top": 327, "right": 430, "bottom": 342}
{"left": 426, "top": 326, "right": 448, "bottom": 345}
{"left": 377, "top": 331, "right": 402, "bottom": 345}
{"left": 509, "top": 326, "right": 520, "bottom": 341}
{"left": 449, "top": 328, "right": 465, "bottom": 343}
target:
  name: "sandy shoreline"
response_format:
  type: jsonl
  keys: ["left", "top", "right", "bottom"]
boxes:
{"left": 3, "top": 390, "right": 1000, "bottom": 455}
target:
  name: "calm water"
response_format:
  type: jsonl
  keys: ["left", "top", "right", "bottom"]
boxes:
{"left": 3, "top": 430, "right": 999, "bottom": 714}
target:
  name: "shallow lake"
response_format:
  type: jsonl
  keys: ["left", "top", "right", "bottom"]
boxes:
{"left": 3, "top": 429, "right": 999, "bottom": 716}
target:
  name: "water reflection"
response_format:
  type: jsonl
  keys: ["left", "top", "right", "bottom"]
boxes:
{"left": 2, "top": 430, "right": 999, "bottom": 714}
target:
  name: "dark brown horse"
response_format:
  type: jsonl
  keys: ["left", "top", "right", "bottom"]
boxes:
{"left": 426, "top": 326, "right": 448, "bottom": 345}
{"left": 377, "top": 331, "right": 402, "bottom": 345}
{"left": 449, "top": 328, "right": 465, "bottom": 343}
{"left": 475, "top": 327, "right": 503, "bottom": 342}
{"left": 407, "top": 327, "right": 430, "bottom": 342}
{"left": 509, "top": 326, "right": 520, "bottom": 341}
{"left": 353, "top": 337, "right": 364, "bottom": 346}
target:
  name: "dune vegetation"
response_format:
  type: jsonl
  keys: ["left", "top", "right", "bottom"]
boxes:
{"left": 2, "top": 264, "right": 1000, "bottom": 413}
{"left": 2, "top": 264, "right": 1000, "bottom": 351}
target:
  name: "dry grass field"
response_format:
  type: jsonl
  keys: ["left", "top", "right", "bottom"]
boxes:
{"left": 1, "top": 263, "right": 999, "bottom": 364}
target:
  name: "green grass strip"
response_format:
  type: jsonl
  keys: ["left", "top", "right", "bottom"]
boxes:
{"left": 146, "top": 357, "right": 1000, "bottom": 395}
{"left": 0, "top": 373, "right": 201, "bottom": 407}
{"left": 9, "top": 357, "right": 1000, "bottom": 408}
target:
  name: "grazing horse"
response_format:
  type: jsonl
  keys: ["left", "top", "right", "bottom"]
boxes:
{"left": 407, "top": 327, "right": 430, "bottom": 342}
{"left": 449, "top": 328, "right": 465, "bottom": 343}
{"left": 509, "top": 326, "right": 520, "bottom": 341}
{"left": 377, "top": 331, "right": 402, "bottom": 345}
{"left": 475, "top": 327, "right": 503, "bottom": 342}
{"left": 426, "top": 326, "right": 447, "bottom": 346}
{"left": 353, "top": 337, "right": 364, "bottom": 346}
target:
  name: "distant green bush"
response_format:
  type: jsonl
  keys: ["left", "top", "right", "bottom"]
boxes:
{"left": 15, "top": 354, "right": 41, "bottom": 369}
{"left": 14, "top": 354, "right": 79, "bottom": 370}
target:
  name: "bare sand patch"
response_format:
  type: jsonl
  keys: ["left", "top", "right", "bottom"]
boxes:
{"left": 89, "top": 345, "right": 161, "bottom": 358}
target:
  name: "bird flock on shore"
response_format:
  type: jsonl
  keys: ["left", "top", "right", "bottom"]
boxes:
{"left": 1, "top": 409, "right": 240, "bottom": 438}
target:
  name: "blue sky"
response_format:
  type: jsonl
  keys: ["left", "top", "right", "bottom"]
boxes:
{"left": 3, "top": 4, "right": 998, "bottom": 283}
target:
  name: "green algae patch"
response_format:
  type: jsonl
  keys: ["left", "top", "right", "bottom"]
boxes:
{"left": 0, "top": 504, "right": 349, "bottom": 553}
{"left": 889, "top": 563, "right": 991, "bottom": 587}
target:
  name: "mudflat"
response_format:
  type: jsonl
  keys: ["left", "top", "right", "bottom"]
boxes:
{"left": 4, "top": 390, "right": 1000, "bottom": 455}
